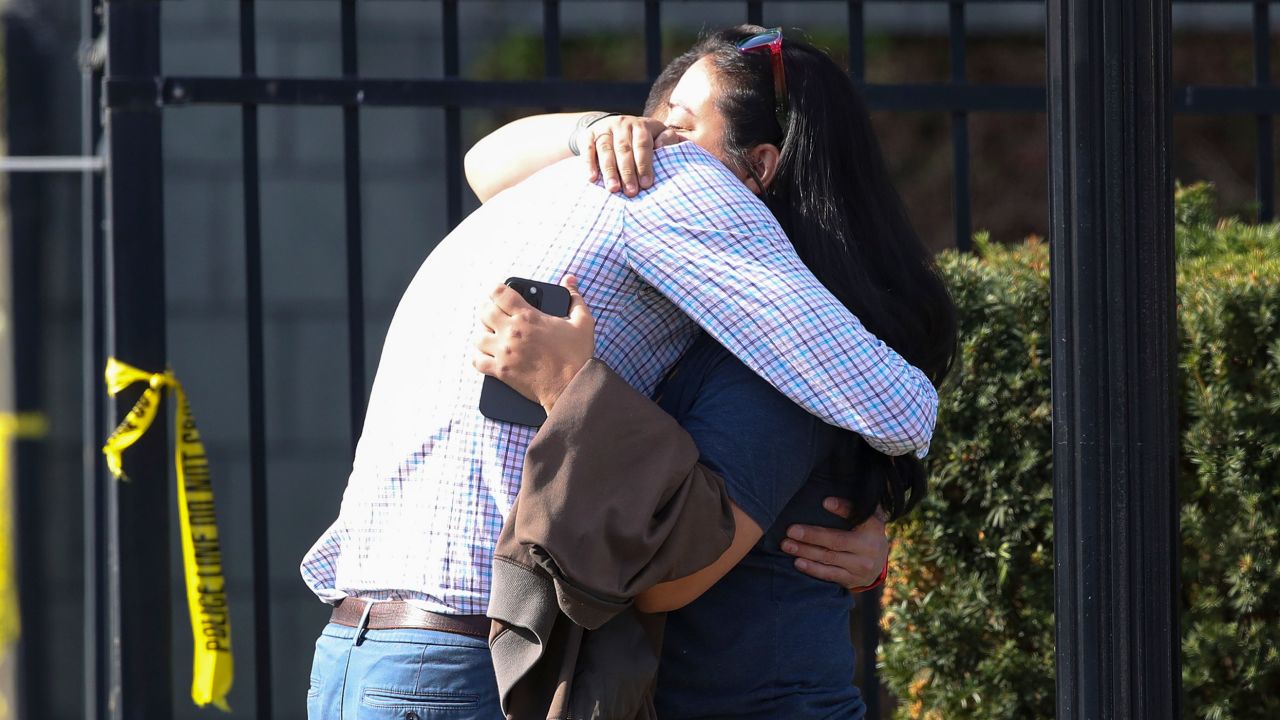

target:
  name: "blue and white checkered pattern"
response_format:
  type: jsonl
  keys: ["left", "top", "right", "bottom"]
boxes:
{"left": 300, "top": 142, "right": 938, "bottom": 615}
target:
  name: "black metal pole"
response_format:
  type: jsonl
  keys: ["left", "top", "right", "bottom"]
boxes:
{"left": 340, "top": 0, "right": 368, "bottom": 455}
{"left": 1253, "top": 1, "right": 1273, "bottom": 222}
{"left": 103, "top": 1, "right": 172, "bottom": 717}
{"left": 949, "top": 1, "right": 972, "bottom": 251}
{"left": 3, "top": 14, "right": 50, "bottom": 720}
{"left": 544, "top": 0, "right": 562, "bottom": 80}
{"left": 644, "top": 0, "right": 662, "bottom": 81}
{"left": 240, "top": 1, "right": 275, "bottom": 717}
{"left": 847, "top": 1, "right": 865, "bottom": 83}
{"left": 443, "top": 0, "right": 464, "bottom": 228}
{"left": 858, "top": 585, "right": 882, "bottom": 720}
{"left": 81, "top": 1, "right": 109, "bottom": 719}
{"left": 1046, "top": 0, "right": 1181, "bottom": 718}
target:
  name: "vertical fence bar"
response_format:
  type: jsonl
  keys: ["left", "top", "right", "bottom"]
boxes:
{"left": 1254, "top": 1, "right": 1274, "bottom": 221}
{"left": 544, "top": 0, "right": 562, "bottom": 79}
{"left": 443, "top": 0, "right": 463, "bottom": 228}
{"left": 747, "top": 1, "right": 764, "bottom": 26}
{"left": 1047, "top": 0, "right": 1181, "bottom": 716}
{"left": 645, "top": 0, "right": 662, "bottom": 80}
{"left": 81, "top": 0, "right": 108, "bottom": 718}
{"left": 850, "top": 2, "right": 879, "bottom": 716}
{"left": 102, "top": 0, "right": 173, "bottom": 716}
{"left": 858, "top": 586, "right": 882, "bottom": 719}
{"left": 544, "top": 0, "right": 562, "bottom": 113}
{"left": 341, "top": 0, "right": 367, "bottom": 452}
{"left": 848, "top": 0, "right": 866, "bottom": 82}
{"left": 239, "top": 1, "right": 274, "bottom": 717}
{"left": 4, "top": 14, "right": 49, "bottom": 718}
{"left": 949, "top": 1, "right": 972, "bottom": 251}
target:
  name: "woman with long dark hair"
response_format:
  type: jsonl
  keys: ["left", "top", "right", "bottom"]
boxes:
{"left": 473, "top": 26, "right": 957, "bottom": 718}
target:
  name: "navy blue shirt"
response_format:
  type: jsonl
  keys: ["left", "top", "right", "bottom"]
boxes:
{"left": 652, "top": 335, "right": 867, "bottom": 720}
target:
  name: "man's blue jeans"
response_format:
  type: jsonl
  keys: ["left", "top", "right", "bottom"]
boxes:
{"left": 307, "top": 622, "right": 505, "bottom": 720}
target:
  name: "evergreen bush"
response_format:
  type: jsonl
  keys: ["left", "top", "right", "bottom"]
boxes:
{"left": 880, "top": 183, "right": 1280, "bottom": 719}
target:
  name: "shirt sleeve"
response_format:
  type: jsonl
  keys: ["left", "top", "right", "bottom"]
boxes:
{"left": 620, "top": 144, "right": 938, "bottom": 458}
{"left": 676, "top": 350, "right": 822, "bottom": 532}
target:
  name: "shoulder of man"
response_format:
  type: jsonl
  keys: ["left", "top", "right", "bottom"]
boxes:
{"left": 642, "top": 143, "right": 749, "bottom": 201}
{"left": 625, "top": 143, "right": 780, "bottom": 240}
{"left": 489, "top": 152, "right": 602, "bottom": 207}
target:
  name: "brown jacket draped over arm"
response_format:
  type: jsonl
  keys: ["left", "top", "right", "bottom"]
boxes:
{"left": 488, "top": 359, "right": 736, "bottom": 720}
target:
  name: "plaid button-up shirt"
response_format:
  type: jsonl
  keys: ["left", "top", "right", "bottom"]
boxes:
{"left": 301, "top": 143, "right": 938, "bottom": 615}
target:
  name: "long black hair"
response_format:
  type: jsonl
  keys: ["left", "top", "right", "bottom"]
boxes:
{"left": 646, "top": 27, "right": 958, "bottom": 524}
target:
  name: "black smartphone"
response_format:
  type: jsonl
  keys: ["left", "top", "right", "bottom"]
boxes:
{"left": 478, "top": 277, "right": 573, "bottom": 427}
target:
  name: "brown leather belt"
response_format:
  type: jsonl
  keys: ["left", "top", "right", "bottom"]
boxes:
{"left": 330, "top": 599, "right": 490, "bottom": 639}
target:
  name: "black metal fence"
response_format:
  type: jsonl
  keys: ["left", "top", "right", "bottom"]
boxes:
{"left": 9, "top": 0, "right": 1273, "bottom": 717}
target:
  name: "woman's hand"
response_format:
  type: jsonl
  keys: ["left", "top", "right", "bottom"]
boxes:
{"left": 473, "top": 276, "right": 596, "bottom": 412}
{"left": 579, "top": 115, "right": 671, "bottom": 197}
{"left": 782, "top": 498, "right": 890, "bottom": 591}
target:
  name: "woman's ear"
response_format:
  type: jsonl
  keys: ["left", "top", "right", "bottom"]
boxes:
{"left": 745, "top": 143, "right": 782, "bottom": 194}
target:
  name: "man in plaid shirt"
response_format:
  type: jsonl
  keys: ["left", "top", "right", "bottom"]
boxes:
{"left": 301, "top": 140, "right": 936, "bottom": 716}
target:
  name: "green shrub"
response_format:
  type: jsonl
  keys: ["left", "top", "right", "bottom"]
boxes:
{"left": 880, "top": 184, "right": 1280, "bottom": 719}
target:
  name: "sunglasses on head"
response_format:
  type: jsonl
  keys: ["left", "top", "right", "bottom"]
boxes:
{"left": 736, "top": 28, "right": 789, "bottom": 134}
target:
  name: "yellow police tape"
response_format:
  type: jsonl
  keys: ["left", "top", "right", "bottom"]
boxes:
{"left": 0, "top": 412, "right": 47, "bottom": 648}
{"left": 102, "top": 358, "right": 233, "bottom": 711}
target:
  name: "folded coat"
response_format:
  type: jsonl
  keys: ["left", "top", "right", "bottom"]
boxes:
{"left": 488, "top": 359, "right": 737, "bottom": 720}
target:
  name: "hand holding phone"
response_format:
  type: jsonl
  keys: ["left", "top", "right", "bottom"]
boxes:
{"left": 477, "top": 277, "right": 575, "bottom": 427}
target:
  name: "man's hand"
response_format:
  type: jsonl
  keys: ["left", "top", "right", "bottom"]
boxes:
{"left": 473, "top": 276, "right": 596, "bottom": 412}
{"left": 781, "top": 498, "right": 890, "bottom": 591}
{"left": 579, "top": 115, "right": 671, "bottom": 197}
